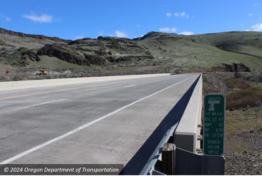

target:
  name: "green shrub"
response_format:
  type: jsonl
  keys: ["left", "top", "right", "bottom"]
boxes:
{"left": 226, "top": 87, "right": 262, "bottom": 109}
{"left": 203, "top": 83, "right": 209, "bottom": 89}
{"left": 225, "top": 78, "right": 250, "bottom": 90}
{"left": 46, "top": 75, "right": 52, "bottom": 79}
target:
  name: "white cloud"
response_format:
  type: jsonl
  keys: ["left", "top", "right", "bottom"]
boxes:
{"left": 74, "top": 35, "right": 84, "bottom": 40}
{"left": 252, "top": 23, "right": 262, "bottom": 31}
{"left": 166, "top": 13, "right": 172, "bottom": 17}
{"left": 98, "top": 31, "right": 104, "bottom": 35}
{"left": 174, "top": 12, "right": 188, "bottom": 18}
{"left": 246, "top": 30, "right": 250, "bottom": 31}
{"left": 174, "top": 12, "right": 180, "bottom": 16}
{"left": 179, "top": 31, "right": 194, "bottom": 35}
{"left": 254, "top": 3, "right": 259, "bottom": 7}
{"left": 136, "top": 24, "right": 141, "bottom": 27}
{"left": 22, "top": 14, "right": 53, "bottom": 23}
{"left": 249, "top": 13, "right": 253, "bottom": 16}
{"left": 241, "top": 24, "right": 243, "bottom": 26}
{"left": 6, "top": 17, "right": 11, "bottom": 21}
{"left": 159, "top": 27, "right": 177, "bottom": 32}
{"left": 115, "top": 30, "right": 128, "bottom": 37}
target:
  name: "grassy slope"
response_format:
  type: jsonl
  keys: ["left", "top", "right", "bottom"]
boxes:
{"left": 199, "top": 31, "right": 262, "bottom": 55}
{"left": 0, "top": 34, "right": 66, "bottom": 49}
{"left": 27, "top": 56, "right": 98, "bottom": 70}
{"left": 139, "top": 31, "right": 262, "bottom": 72}
{"left": 1, "top": 31, "right": 262, "bottom": 72}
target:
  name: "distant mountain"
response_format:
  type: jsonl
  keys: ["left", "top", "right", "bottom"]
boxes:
{"left": 0, "top": 28, "right": 262, "bottom": 73}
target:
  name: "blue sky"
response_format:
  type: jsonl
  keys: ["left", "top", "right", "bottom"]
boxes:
{"left": 0, "top": 0, "right": 262, "bottom": 40}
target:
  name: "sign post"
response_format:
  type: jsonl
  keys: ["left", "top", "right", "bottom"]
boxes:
{"left": 203, "top": 94, "right": 225, "bottom": 156}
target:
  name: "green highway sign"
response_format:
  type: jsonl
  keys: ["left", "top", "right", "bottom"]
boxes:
{"left": 203, "top": 94, "right": 225, "bottom": 156}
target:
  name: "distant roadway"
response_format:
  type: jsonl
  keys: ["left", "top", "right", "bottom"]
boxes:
{"left": 0, "top": 73, "right": 199, "bottom": 174}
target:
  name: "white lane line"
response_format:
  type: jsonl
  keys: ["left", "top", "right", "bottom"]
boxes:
{"left": 13, "top": 99, "right": 67, "bottom": 111}
{"left": 0, "top": 74, "right": 198, "bottom": 164}
{"left": 124, "top": 85, "right": 136, "bottom": 88}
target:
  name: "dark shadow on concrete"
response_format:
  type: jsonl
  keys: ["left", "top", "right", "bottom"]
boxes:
{"left": 120, "top": 74, "right": 201, "bottom": 175}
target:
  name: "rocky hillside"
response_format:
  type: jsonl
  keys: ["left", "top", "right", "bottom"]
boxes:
{"left": 0, "top": 28, "right": 71, "bottom": 44}
{"left": 0, "top": 28, "right": 262, "bottom": 74}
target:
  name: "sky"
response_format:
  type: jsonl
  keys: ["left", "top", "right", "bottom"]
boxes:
{"left": 0, "top": 0, "right": 262, "bottom": 40}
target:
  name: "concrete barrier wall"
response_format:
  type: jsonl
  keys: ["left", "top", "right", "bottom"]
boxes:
{"left": 0, "top": 82, "right": 13, "bottom": 92}
{"left": 0, "top": 73, "right": 170, "bottom": 92}
{"left": 174, "top": 74, "right": 202, "bottom": 153}
{"left": 12, "top": 80, "right": 45, "bottom": 90}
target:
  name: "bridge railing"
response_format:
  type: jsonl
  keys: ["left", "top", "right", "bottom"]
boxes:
{"left": 140, "top": 74, "right": 204, "bottom": 175}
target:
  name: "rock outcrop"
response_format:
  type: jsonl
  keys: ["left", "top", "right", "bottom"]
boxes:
{"left": 222, "top": 63, "right": 250, "bottom": 72}
{"left": 37, "top": 44, "right": 109, "bottom": 66}
{"left": 84, "top": 54, "right": 106, "bottom": 65}
{"left": 0, "top": 28, "right": 72, "bottom": 43}
{"left": 108, "top": 55, "right": 154, "bottom": 63}
{"left": 22, "top": 49, "right": 41, "bottom": 62}
{"left": 37, "top": 44, "right": 89, "bottom": 66}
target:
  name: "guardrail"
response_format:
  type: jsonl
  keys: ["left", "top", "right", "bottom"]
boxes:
{"left": 174, "top": 74, "right": 202, "bottom": 153}
{"left": 140, "top": 74, "right": 203, "bottom": 175}
{"left": 0, "top": 74, "right": 170, "bottom": 92}
{"left": 140, "top": 123, "right": 179, "bottom": 175}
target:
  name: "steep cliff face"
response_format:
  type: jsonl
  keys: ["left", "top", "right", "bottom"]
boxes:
{"left": 37, "top": 44, "right": 108, "bottom": 66}
{"left": 19, "top": 49, "right": 41, "bottom": 66}
{"left": 0, "top": 28, "right": 72, "bottom": 43}
{"left": 108, "top": 55, "right": 154, "bottom": 63}
{"left": 222, "top": 63, "right": 251, "bottom": 72}
{"left": 37, "top": 44, "right": 90, "bottom": 66}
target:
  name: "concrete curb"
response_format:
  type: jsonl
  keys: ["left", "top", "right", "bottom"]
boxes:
{"left": 0, "top": 74, "right": 170, "bottom": 92}
{"left": 174, "top": 74, "right": 202, "bottom": 153}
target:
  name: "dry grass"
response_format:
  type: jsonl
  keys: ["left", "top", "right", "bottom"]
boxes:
{"left": 225, "top": 78, "right": 251, "bottom": 90}
{"left": 224, "top": 77, "right": 262, "bottom": 109}
{"left": 226, "top": 87, "right": 262, "bottom": 109}
{"left": 225, "top": 137, "right": 253, "bottom": 153}
{"left": 225, "top": 108, "right": 262, "bottom": 154}
{"left": 225, "top": 108, "right": 262, "bottom": 136}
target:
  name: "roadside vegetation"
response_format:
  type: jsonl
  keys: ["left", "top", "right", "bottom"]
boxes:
{"left": 225, "top": 73, "right": 262, "bottom": 110}
{"left": 203, "top": 72, "right": 262, "bottom": 150}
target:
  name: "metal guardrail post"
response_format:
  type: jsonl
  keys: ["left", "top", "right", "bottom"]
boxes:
{"left": 139, "top": 123, "right": 178, "bottom": 175}
{"left": 150, "top": 169, "right": 166, "bottom": 175}
{"left": 162, "top": 143, "right": 175, "bottom": 175}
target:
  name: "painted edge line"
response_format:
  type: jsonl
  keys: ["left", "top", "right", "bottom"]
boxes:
{"left": 13, "top": 99, "right": 67, "bottom": 111}
{"left": 0, "top": 74, "right": 197, "bottom": 164}
{"left": 124, "top": 85, "right": 136, "bottom": 88}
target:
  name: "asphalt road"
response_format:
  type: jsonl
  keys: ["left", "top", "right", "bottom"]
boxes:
{"left": 0, "top": 73, "right": 200, "bottom": 174}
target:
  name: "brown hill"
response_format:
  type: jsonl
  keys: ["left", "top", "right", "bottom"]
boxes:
{"left": 0, "top": 28, "right": 262, "bottom": 74}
